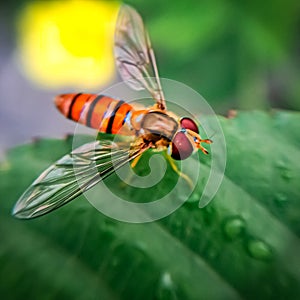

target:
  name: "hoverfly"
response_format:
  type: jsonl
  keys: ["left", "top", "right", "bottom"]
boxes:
{"left": 13, "top": 5, "right": 212, "bottom": 219}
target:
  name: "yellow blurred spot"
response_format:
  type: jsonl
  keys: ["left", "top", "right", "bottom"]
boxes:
{"left": 17, "top": 0, "right": 120, "bottom": 89}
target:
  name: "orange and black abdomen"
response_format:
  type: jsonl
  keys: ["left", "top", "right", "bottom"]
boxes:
{"left": 55, "top": 93, "right": 133, "bottom": 134}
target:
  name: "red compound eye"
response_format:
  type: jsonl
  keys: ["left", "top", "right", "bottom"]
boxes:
{"left": 171, "top": 132, "right": 193, "bottom": 160}
{"left": 180, "top": 117, "right": 199, "bottom": 133}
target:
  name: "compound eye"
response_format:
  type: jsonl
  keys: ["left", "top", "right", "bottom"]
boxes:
{"left": 171, "top": 132, "right": 193, "bottom": 160}
{"left": 180, "top": 117, "right": 199, "bottom": 133}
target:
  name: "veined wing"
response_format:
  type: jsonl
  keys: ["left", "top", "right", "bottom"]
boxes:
{"left": 115, "top": 5, "right": 166, "bottom": 110}
{"left": 12, "top": 140, "right": 147, "bottom": 219}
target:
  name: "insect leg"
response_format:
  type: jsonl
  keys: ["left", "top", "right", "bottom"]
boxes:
{"left": 118, "top": 142, "right": 150, "bottom": 186}
{"left": 186, "top": 129, "right": 212, "bottom": 155}
{"left": 130, "top": 154, "right": 143, "bottom": 169}
{"left": 165, "top": 154, "right": 193, "bottom": 189}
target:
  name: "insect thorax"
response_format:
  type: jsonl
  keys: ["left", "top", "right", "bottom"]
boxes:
{"left": 139, "top": 111, "right": 178, "bottom": 142}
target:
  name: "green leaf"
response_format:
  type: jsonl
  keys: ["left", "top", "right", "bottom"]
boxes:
{"left": 0, "top": 111, "right": 299, "bottom": 299}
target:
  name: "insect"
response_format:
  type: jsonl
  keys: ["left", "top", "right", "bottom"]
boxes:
{"left": 12, "top": 5, "right": 212, "bottom": 219}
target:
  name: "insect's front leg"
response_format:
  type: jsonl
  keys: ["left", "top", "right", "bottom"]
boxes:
{"left": 186, "top": 129, "right": 212, "bottom": 155}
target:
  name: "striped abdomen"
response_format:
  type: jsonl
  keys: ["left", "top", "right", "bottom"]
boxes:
{"left": 55, "top": 93, "right": 134, "bottom": 135}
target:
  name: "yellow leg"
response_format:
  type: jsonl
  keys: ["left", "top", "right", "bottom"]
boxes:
{"left": 130, "top": 154, "right": 142, "bottom": 169}
{"left": 124, "top": 151, "right": 194, "bottom": 190}
{"left": 130, "top": 145, "right": 194, "bottom": 190}
{"left": 165, "top": 155, "right": 194, "bottom": 190}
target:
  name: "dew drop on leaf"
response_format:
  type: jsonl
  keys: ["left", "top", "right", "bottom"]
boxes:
{"left": 223, "top": 216, "right": 246, "bottom": 240}
{"left": 187, "top": 192, "right": 201, "bottom": 203}
{"left": 280, "top": 169, "right": 292, "bottom": 180}
{"left": 275, "top": 160, "right": 292, "bottom": 181}
{"left": 246, "top": 238, "right": 273, "bottom": 261}
{"left": 274, "top": 193, "right": 288, "bottom": 207}
{"left": 155, "top": 272, "right": 178, "bottom": 300}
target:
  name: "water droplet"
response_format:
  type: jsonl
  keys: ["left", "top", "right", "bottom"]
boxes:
{"left": 281, "top": 169, "right": 292, "bottom": 180}
{"left": 276, "top": 160, "right": 292, "bottom": 180}
{"left": 223, "top": 217, "right": 246, "bottom": 240}
{"left": 246, "top": 238, "right": 273, "bottom": 261}
{"left": 187, "top": 192, "right": 201, "bottom": 204}
{"left": 276, "top": 159, "right": 285, "bottom": 168}
{"left": 274, "top": 193, "right": 288, "bottom": 207}
{"left": 204, "top": 204, "right": 215, "bottom": 215}
{"left": 155, "top": 272, "right": 178, "bottom": 300}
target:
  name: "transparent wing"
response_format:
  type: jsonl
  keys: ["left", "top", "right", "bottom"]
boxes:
{"left": 115, "top": 5, "right": 166, "bottom": 110}
{"left": 12, "top": 140, "right": 147, "bottom": 219}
